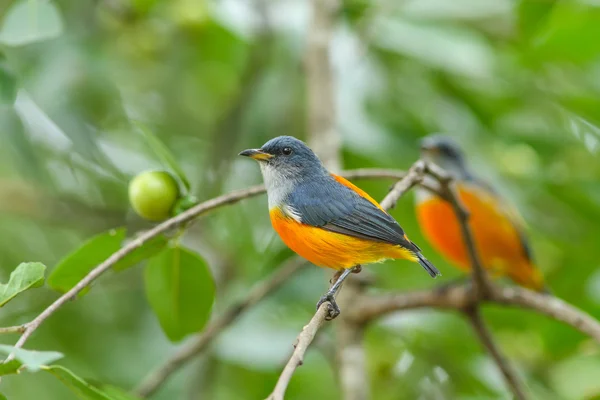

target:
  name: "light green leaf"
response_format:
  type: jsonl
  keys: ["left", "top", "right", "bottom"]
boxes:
{"left": 113, "top": 235, "right": 170, "bottom": 272}
{"left": 0, "top": 345, "right": 63, "bottom": 372}
{"left": 133, "top": 121, "right": 191, "bottom": 192}
{"left": 42, "top": 365, "right": 116, "bottom": 400}
{"left": 144, "top": 246, "right": 215, "bottom": 342}
{"left": 0, "top": 262, "right": 45, "bottom": 307}
{"left": 47, "top": 228, "right": 126, "bottom": 294}
{"left": 0, "top": 0, "right": 64, "bottom": 46}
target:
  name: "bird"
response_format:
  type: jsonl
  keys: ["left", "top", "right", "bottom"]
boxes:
{"left": 239, "top": 136, "right": 440, "bottom": 318}
{"left": 415, "top": 135, "right": 547, "bottom": 292}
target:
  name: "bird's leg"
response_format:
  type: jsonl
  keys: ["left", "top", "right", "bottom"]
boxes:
{"left": 317, "top": 265, "right": 360, "bottom": 320}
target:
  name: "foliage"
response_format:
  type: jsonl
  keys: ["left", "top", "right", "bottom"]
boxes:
{"left": 1, "top": 0, "right": 600, "bottom": 399}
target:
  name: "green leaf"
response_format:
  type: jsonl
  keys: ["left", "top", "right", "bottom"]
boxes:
{"left": 133, "top": 121, "right": 191, "bottom": 192}
{"left": 0, "top": 262, "right": 46, "bottom": 307}
{"left": 0, "top": 359, "right": 22, "bottom": 376}
{"left": 144, "top": 246, "right": 215, "bottom": 342}
{"left": 47, "top": 229, "right": 126, "bottom": 294}
{"left": 42, "top": 365, "right": 116, "bottom": 400}
{"left": 0, "top": 345, "right": 63, "bottom": 372}
{"left": 113, "top": 235, "right": 170, "bottom": 272}
{"left": 0, "top": 0, "right": 64, "bottom": 47}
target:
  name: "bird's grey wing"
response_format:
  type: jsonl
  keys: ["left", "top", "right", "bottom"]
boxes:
{"left": 287, "top": 180, "right": 419, "bottom": 251}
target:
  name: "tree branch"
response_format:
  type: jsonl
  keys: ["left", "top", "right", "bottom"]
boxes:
{"left": 135, "top": 257, "right": 306, "bottom": 398}
{"left": 0, "top": 325, "right": 26, "bottom": 334}
{"left": 465, "top": 308, "right": 527, "bottom": 400}
{"left": 348, "top": 284, "right": 600, "bottom": 344}
{"left": 266, "top": 303, "right": 332, "bottom": 400}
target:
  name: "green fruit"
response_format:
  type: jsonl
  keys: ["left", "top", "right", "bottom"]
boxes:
{"left": 129, "top": 171, "right": 181, "bottom": 221}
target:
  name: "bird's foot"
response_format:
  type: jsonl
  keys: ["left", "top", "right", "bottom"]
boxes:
{"left": 351, "top": 265, "right": 362, "bottom": 274}
{"left": 316, "top": 292, "right": 340, "bottom": 321}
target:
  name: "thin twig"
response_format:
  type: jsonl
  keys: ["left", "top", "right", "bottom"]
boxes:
{"left": 349, "top": 284, "right": 600, "bottom": 343}
{"left": 266, "top": 303, "right": 332, "bottom": 400}
{"left": 135, "top": 257, "right": 306, "bottom": 398}
{"left": 465, "top": 308, "right": 527, "bottom": 400}
{"left": 0, "top": 325, "right": 26, "bottom": 334}
{"left": 380, "top": 160, "right": 426, "bottom": 210}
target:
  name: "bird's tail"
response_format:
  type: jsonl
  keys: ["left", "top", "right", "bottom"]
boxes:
{"left": 416, "top": 252, "right": 441, "bottom": 278}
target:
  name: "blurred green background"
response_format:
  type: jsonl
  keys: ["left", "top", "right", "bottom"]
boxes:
{"left": 1, "top": 0, "right": 600, "bottom": 399}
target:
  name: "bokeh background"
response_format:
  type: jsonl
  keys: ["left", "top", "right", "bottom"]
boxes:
{"left": 1, "top": 0, "right": 600, "bottom": 399}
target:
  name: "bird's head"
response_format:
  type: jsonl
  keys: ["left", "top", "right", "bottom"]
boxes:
{"left": 239, "top": 136, "right": 327, "bottom": 191}
{"left": 419, "top": 134, "right": 470, "bottom": 179}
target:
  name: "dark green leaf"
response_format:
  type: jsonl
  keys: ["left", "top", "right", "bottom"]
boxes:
{"left": 133, "top": 121, "right": 191, "bottom": 192}
{"left": 0, "top": 262, "right": 45, "bottom": 307}
{"left": 42, "top": 365, "right": 115, "bottom": 400}
{"left": 113, "top": 235, "right": 170, "bottom": 272}
{"left": 0, "top": 0, "right": 64, "bottom": 46}
{"left": 47, "top": 228, "right": 126, "bottom": 294}
{"left": 144, "top": 246, "right": 215, "bottom": 342}
{"left": 0, "top": 393, "right": 7, "bottom": 400}
{"left": 0, "top": 345, "right": 63, "bottom": 372}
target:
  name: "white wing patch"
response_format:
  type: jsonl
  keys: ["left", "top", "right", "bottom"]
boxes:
{"left": 282, "top": 204, "right": 303, "bottom": 223}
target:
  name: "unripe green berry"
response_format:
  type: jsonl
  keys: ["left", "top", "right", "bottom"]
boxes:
{"left": 129, "top": 171, "right": 180, "bottom": 221}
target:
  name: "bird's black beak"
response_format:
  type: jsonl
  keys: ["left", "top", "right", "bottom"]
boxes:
{"left": 238, "top": 148, "right": 273, "bottom": 161}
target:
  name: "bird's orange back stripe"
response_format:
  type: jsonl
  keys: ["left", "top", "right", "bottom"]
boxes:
{"left": 331, "top": 174, "right": 386, "bottom": 212}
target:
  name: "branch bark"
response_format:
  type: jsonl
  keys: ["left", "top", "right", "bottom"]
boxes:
{"left": 465, "top": 308, "right": 527, "bottom": 400}
{"left": 266, "top": 303, "right": 332, "bottom": 400}
{"left": 135, "top": 257, "right": 306, "bottom": 398}
{"left": 348, "top": 284, "right": 600, "bottom": 344}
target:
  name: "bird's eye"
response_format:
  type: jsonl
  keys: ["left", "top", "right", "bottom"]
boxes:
{"left": 282, "top": 147, "right": 292, "bottom": 155}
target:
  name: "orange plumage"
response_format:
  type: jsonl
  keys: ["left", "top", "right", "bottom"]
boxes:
{"left": 270, "top": 207, "right": 415, "bottom": 270}
{"left": 416, "top": 182, "right": 545, "bottom": 291}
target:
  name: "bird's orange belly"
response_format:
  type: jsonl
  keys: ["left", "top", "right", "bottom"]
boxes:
{"left": 416, "top": 187, "right": 528, "bottom": 276}
{"left": 269, "top": 208, "right": 414, "bottom": 270}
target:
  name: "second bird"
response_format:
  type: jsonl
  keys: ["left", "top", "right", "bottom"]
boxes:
{"left": 240, "top": 136, "right": 440, "bottom": 317}
{"left": 416, "top": 135, "right": 547, "bottom": 292}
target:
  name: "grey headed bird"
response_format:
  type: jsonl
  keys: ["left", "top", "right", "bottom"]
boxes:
{"left": 240, "top": 135, "right": 440, "bottom": 318}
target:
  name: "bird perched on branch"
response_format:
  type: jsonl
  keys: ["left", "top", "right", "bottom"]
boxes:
{"left": 416, "top": 135, "right": 547, "bottom": 292}
{"left": 240, "top": 136, "right": 440, "bottom": 318}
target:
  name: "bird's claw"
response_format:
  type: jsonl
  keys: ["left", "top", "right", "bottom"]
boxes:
{"left": 316, "top": 293, "right": 340, "bottom": 320}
